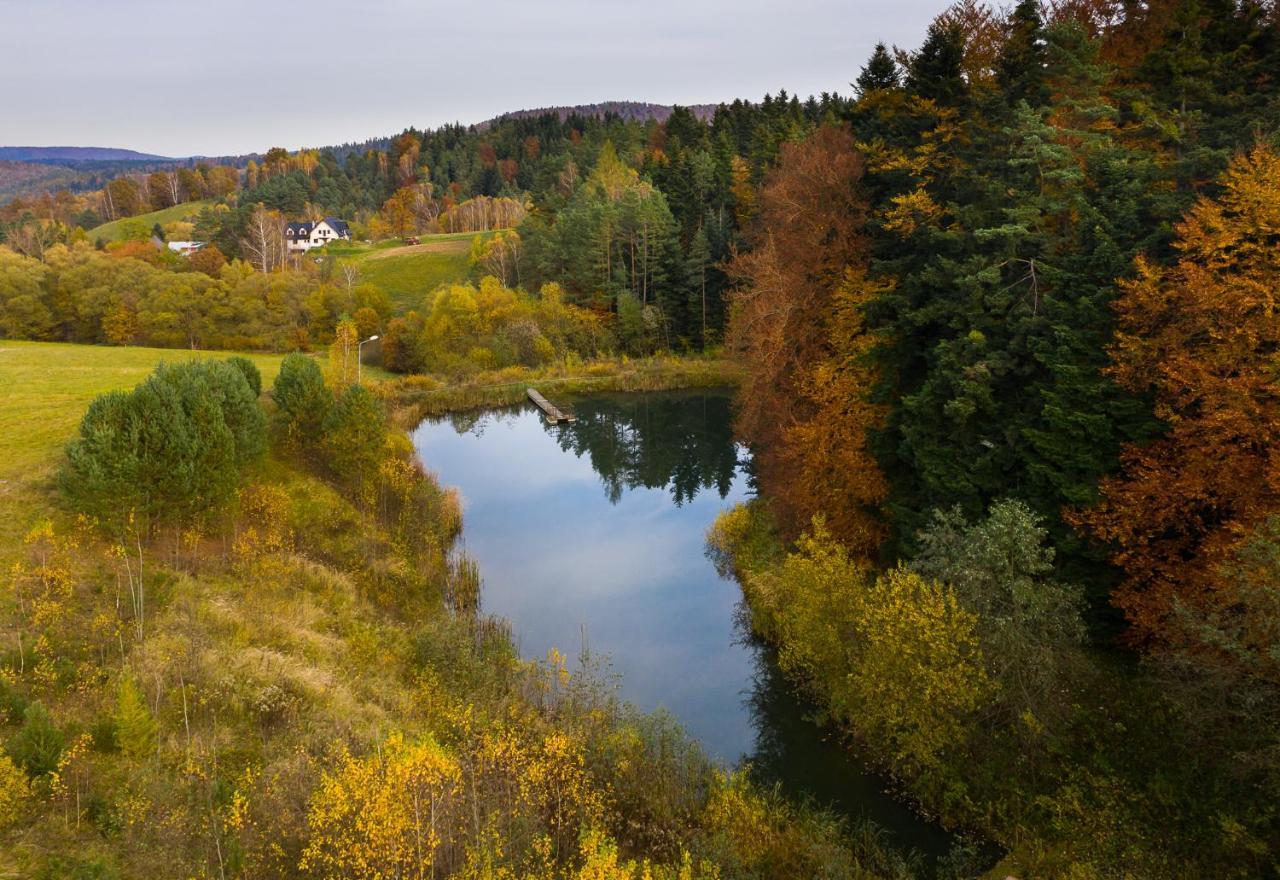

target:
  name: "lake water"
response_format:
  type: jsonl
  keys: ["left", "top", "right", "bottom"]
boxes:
{"left": 412, "top": 390, "right": 957, "bottom": 862}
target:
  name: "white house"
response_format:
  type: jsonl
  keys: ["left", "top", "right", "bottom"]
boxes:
{"left": 285, "top": 217, "right": 351, "bottom": 252}
{"left": 166, "top": 240, "right": 206, "bottom": 257}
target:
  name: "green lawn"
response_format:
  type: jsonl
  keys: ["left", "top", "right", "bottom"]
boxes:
{"left": 88, "top": 199, "right": 215, "bottom": 242}
{"left": 0, "top": 341, "right": 288, "bottom": 483}
{"left": 330, "top": 232, "right": 491, "bottom": 312}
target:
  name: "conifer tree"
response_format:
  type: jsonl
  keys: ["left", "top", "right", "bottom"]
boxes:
{"left": 906, "top": 20, "right": 969, "bottom": 106}
{"left": 114, "top": 676, "right": 157, "bottom": 760}
{"left": 856, "top": 42, "right": 901, "bottom": 93}
{"left": 997, "top": 0, "right": 1049, "bottom": 106}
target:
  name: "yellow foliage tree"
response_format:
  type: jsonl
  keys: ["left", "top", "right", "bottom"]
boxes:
{"left": 0, "top": 753, "right": 30, "bottom": 830}
{"left": 744, "top": 521, "right": 992, "bottom": 768}
{"left": 302, "top": 733, "right": 464, "bottom": 880}
{"left": 328, "top": 317, "right": 359, "bottom": 388}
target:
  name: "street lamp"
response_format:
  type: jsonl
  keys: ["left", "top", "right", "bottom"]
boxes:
{"left": 357, "top": 334, "right": 379, "bottom": 385}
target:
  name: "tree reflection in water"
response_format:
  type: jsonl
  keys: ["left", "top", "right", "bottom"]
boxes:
{"left": 548, "top": 392, "right": 744, "bottom": 505}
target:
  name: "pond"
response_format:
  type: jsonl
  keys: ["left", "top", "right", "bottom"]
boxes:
{"left": 412, "top": 390, "right": 957, "bottom": 863}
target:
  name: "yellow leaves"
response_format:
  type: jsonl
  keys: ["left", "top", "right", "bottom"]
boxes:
{"left": 1080, "top": 144, "right": 1280, "bottom": 641}
{"left": 701, "top": 771, "right": 773, "bottom": 866}
{"left": 301, "top": 723, "right": 610, "bottom": 879}
{"left": 849, "top": 566, "right": 993, "bottom": 767}
{"left": 236, "top": 483, "right": 292, "bottom": 556}
{"left": 883, "top": 188, "right": 944, "bottom": 237}
{"left": 328, "top": 318, "right": 360, "bottom": 388}
{"left": 302, "top": 732, "right": 463, "bottom": 880}
{"left": 742, "top": 522, "right": 991, "bottom": 770}
{"left": 0, "top": 754, "right": 30, "bottom": 830}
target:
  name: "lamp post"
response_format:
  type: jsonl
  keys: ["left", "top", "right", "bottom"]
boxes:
{"left": 357, "top": 334, "right": 379, "bottom": 385}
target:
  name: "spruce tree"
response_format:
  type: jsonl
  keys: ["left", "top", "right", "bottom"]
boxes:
{"left": 997, "top": 0, "right": 1049, "bottom": 107}
{"left": 114, "top": 676, "right": 157, "bottom": 760}
{"left": 271, "top": 353, "right": 334, "bottom": 452}
{"left": 856, "top": 42, "right": 901, "bottom": 94}
{"left": 906, "top": 21, "right": 968, "bottom": 106}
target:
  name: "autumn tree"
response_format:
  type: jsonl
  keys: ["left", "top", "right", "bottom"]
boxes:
{"left": 726, "top": 125, "right": 885, "bottom": 552}
{"left": 735, "top": 516, "right": 991, "bottom": 769}
{"left": 1075, "top": 144, "right": 1280, "bottom": 642}
{"left": 301, "top": 734, "right": 463, "bottom": 880}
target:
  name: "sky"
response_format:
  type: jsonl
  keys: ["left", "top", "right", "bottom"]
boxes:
{"left": 0, "top": 0, "right": 942, "bottom": 158}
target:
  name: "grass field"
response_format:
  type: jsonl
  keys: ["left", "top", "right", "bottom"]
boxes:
{"left": 328, "top": 232, "right": 489, "bottom": 311}
{"left": 87, "top": 199, "right": 214, "bottom": 242}
{"left": 0, "top": 341, "right": 289, "bottom": 484}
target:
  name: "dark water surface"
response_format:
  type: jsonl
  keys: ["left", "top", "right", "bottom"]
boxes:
{"left": 412, "top": 391, "right": 956, "bottom": 861}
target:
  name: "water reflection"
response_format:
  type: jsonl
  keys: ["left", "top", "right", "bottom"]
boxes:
{"left": 411, "top": 391, "right": 955, "bottom": 862}
{"left": 553, "top": 394, "right": 743, "bottom": 505}
{"left": 744, "top": 634, "right": 957, "bottom": 862}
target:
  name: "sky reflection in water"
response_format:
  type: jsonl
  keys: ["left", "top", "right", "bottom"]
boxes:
{"left": 413, "top": 393, "right": 755, "bottom": 761}
{"left": 412, "top": 392, "right": 962, "bottom": 863}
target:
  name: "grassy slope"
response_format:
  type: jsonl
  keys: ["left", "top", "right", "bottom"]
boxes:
{"left": 0, "top": 342, "right": 467, "bottom": 876}
{"left": 328, "top": 233, "right": 487, "bottom": 312}
{"left": 87, "top": 200, "right": 214, "bottom": 243}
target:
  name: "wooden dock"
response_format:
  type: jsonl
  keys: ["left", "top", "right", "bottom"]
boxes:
{"left": 527, "top": 388, "right": 576, "bottom": 424}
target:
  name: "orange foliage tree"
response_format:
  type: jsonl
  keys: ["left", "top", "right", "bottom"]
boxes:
{"left": 1075, "top": 144, "right": 1280, "bottom": 641}
{"left": 727, "top": 125, "right": 887, "bottom": 554}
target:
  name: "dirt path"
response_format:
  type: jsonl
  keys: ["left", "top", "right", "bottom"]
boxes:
{"left": 362, "top": 239, "right": 471, "bottom": 261}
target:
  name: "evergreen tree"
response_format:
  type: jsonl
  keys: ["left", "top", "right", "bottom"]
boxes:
{"left": 114, "top": 676, "right": 157, "bottom": 760}
{"left": 997, "top": 0, "right": 1049, "bottom": 107}
{"left": 322, "top": 385, "right": 388, "bottom": 495}
{"left": 685, "top": 225, "right": 712, "bottom": 346}
{"left": 9, "top": 703, "right": 63, "bottom": 777}
{"left": 856, "top": 42, "right": 901, "bottom": 93}
{"left": 906, "top": 20, "right": 969, "bottom": 106}
{"left": 271, "top": 353, "right": 333, "bottom": 452}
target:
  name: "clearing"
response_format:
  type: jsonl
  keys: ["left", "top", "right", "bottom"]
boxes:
{"left": 326, "top": 231, "right": 491, "bottom": 312}
{"left": 87, "top": 199, "right": 215, "bottom": 243}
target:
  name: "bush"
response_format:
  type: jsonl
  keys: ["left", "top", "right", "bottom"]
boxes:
{"left": 113, "top": 676, "right": 156, "bottom": 760}
{"left": 0, "top": 677, "right": 28, "bottom": 725}
{"left": 8, "top": 702, "right": 63, "bottom": 777}
{"left": 226, "top": 355, "right": 263, "bottom": 397}
{"left": 61, "top": 359, "right": 267, "bottom": 534}
{"left": 911, "top": 499, "right": 1085, "bottom": 722}
{"left": 272, "top": 352, "right": 333, "bottom": 450}
{"left": 0, "top": 753, "right": 29, "bottom": 829}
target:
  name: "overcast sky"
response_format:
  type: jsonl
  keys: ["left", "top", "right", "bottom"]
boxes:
{"left": 1, "top": 0, "right": 941, "bottom": 157}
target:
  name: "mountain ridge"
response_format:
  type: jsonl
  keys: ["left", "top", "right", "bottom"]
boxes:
{"left": 0, "top": 146, "right": 177, "bottom": 163}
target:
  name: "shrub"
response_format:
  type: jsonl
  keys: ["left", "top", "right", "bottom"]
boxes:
{"left": 61, "top": 359, "right": 266, "bottom": 534}
{"left": 226, "top": 355, "right": 263, "bottom": 397}
{"left": 741, "top": 521, "right": 992, "bottom": 770}
{"left": 272, "top": 352, "right": 333, "bottom": 450}
{"left": 0, "top": 676, "right": 29, "bottom": 725}
{"left": 912, "top": 499, "right": 1085, "bottom": 722}
{"left": 0, "top": 753, "right": 29, "bottom": 828}
{"left": 8, "top": 702, "right": 64, "bottom": 777}
{"left": 113, "top": 676, "right": 156, "bottom": 760}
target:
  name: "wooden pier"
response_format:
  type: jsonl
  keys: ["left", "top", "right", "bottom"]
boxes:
{"left": 527, "top": 388, "right": 576, "bottom": 424}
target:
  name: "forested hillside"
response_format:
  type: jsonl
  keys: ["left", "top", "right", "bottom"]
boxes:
{"left": 711, "top": 0, "right": 1280, "bottom": 876}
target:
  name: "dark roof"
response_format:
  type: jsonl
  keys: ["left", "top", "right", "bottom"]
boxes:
{"left": 321, "top": 216, "right": 350, "bottom": 236}
{"left": 284, "top": 221, "right": 313, "bottom": 238}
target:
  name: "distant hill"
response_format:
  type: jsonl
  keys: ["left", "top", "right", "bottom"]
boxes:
{"left": 0, "top": 146, "right": 176, "bottom": 164}
{"left": 0, "top": 160, "right": 92, "bottom": 202}
{"left": 481, "top": 101, "right": 719, "bottom": 128}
